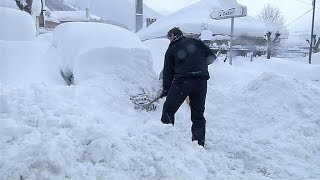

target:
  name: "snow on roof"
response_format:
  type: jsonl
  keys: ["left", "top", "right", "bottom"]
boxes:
{"left": 50, "top": 11, "right": 102, "bottom": 22}
{"left": 137, "top": 0, "right": 267, "bottom": 40}
{"left": 65, "top": 0, "right": 162, "bottom": 31}
{"left": 143, "top": 4, "right": 163, "bottom": 19}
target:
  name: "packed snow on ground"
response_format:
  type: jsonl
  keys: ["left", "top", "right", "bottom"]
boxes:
{"left": 0, "top": 40, "right": 58, "bottom": 85}
{"left": 0, "top": 7, "right": 36, "bottom": 41}
{"left": 1, "top": 25, "right": 320, "bottom": 180}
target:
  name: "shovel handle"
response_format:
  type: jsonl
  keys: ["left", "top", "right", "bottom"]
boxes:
{"left": 141, "top": 95, "right": 162, "bottom": 109}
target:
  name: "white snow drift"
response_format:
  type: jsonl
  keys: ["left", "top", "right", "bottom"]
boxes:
{"left": 1, "top": 55, "right": 319, "bottom": 179}
{"left": 0, "top": 7, "right": 36, "bottom": 41}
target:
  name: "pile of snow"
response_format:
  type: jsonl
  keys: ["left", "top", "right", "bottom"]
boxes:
{"left": 0, "top": 41, "right": 62, "bottom": 84}
{"left": 0, "top": 7, "right": 36, "bottom": 41}
{"left": 0, "top": 1, "right": 18, "bottom": 9}
{"left": 138, "top": 0, "right": 266, "bottom": 40}
{"left": 74, "top": 46, "right": 157, "bottom": 95}
{"left": 281, "top": 52, "right": 320, "bottom": 65}
{"left": 1, "top": 55, "right": 319, "bottom": 179}
{"left": 205, "top": 60, "right": 320, "bottom": 179}
{"left": 0, "top": 7, "right": 61, "bottom": 85}
{"left": 143, "top": 38, "right": 170, "bottom": 74}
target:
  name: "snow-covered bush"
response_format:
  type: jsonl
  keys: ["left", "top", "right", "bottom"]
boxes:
{"left": 0, "top": 7, "right": 36, "bottom": 41}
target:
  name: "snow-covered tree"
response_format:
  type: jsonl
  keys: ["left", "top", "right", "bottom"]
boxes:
{"left": 259, "top": 3, "right": 285, "bottom": 25}
{"left": 259, "top": 4, "right": 285, "bottom": 59}
{"left": 14, "top": 0, "right": 43, "bottom": 16}
{"left": 15, "top": 0, "right": 33, "bottom": 14}
{"left": 266, "top": 31, "right": 281, "bottom": 59}
{"left": 306, "top": 35, "right": 320, "bottom": 53}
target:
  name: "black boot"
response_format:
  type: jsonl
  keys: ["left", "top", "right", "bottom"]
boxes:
{"left": 192, "top": 137, "right": 205, "bottom": 147}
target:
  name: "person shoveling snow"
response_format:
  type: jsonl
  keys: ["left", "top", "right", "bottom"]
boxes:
{"left": 159, "top": 27, "right": 216, "bottom": 146}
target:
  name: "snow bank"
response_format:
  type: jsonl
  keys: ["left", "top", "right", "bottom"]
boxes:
{"left": 74, "top": 47, "right": 156, "bottom": 92}
{"left": 1, "top": 56, "right": 319, "bottom": 179}
{"left": 0, "top": 40, "right": 59, "bottom": 84}
{"left": 0, "top": 7, "right": 36, "bottom": 41}
{"left": 143, "top": 38, "right": 170, "bottom": 74}
{"left": 53, "top": 22, "right": 146, "bottom": 76}
{"left": 205, "top": 63, "right": 320, "bottom": 178}
{"left": 1, "top": 51, "right": 320, "bottom": 179}
{"left": 313, "top": 52, "right": 320, "bottom": 62}
{"left": 231, "top": 57, "right": 320, "bottom": 82}
{"left": 0, "top": 1, "right": 18, "bottom": 9}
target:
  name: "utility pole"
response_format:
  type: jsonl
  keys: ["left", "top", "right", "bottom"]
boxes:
{"left": 135, "top": 0, "right": 143, "bottom": 32}
{"left": 229, "top": 17, "right": 234, "bottom": 65}
{"left": 308, "top": 0, "right": 316, "bottom": 64}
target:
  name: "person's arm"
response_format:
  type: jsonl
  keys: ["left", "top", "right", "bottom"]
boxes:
{"left": 162, "top": 46, "right": 175, "bottom": 96}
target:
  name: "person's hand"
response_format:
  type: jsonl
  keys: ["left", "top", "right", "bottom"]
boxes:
{"left": 160, "top": 89, "right": 168, "bottom": 98}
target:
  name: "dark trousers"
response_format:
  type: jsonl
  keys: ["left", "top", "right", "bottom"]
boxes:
{"left": 161, "top": 77, "right": 207, "bottom": 141}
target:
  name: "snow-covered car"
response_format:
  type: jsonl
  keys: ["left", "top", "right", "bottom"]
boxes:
{"left": 53, "top": 22, "right": 156, "bottom": 86}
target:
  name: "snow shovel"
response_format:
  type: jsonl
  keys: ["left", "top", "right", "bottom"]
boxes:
{"left": 140, "top": 94, "right": 162, "bottom": 111}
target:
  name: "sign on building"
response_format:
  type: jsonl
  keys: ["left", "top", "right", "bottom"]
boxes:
{"left": 146, "top": 18, "right": 157, "bottom": 27}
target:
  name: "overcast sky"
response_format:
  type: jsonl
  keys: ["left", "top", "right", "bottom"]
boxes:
{"left": 144, "top": 0, "right": 318, "bottom": 29}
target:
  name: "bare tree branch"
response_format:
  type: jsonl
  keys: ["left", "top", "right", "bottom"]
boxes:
{"left": 14, "top": 0, "right": 24, "bottom": 11}
{"left": 259, "top": 3, "right": 285, "bottom": 25}
{"left": 14, "top": 0, "right": 33, "bottom": 14}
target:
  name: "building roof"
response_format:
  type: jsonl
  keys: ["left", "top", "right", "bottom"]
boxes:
{"left": 138, "top": 0, "right": 269, "bottom": 40}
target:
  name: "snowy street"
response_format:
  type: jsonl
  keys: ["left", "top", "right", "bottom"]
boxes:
{"left": 1, "top": 56, "right": 320, "bottom": 179}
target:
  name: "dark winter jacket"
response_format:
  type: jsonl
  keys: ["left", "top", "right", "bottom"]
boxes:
{"left": 162, "top": 36, "right": 216, "bottom": 92}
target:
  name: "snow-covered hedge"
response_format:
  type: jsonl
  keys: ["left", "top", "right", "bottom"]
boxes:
{"left": 0, "top": 7, "right": 36, "bottom": 41}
